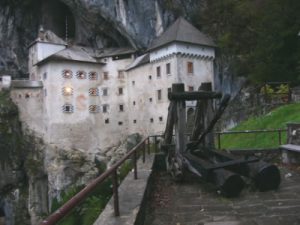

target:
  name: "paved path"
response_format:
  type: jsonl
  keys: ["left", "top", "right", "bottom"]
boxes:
{"left": 94, "top": 154, "right": 154, "bottom": 225}
{"left": 144, "top": 167, "right": 300, "bottom": 225}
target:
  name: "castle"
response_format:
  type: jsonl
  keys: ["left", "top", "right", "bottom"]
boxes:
{"left": 7, "top": 17, "right": 216, "bottom": 151}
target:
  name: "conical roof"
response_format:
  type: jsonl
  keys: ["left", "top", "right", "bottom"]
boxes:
{"left": 149, "top": 17, "right": 216, "bottom": 51}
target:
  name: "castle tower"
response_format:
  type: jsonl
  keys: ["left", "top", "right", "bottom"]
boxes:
{"left": 28, "top": 26, "right": 67, "bottom": 80}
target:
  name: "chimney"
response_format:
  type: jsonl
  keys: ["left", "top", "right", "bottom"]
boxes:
{"left": 38, "top": 25, "right": 45, "bottom": 41}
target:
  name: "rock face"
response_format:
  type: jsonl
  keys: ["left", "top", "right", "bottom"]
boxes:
{"left": 0, "top": 91, "right": 30, "bottom": 225}
{"left": 0, "top": 0, "right": 204, "bottom": 77}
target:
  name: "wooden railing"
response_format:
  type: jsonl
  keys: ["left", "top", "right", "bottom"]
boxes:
{"left": 40, "top": 136, "right": 160, "bottom": 225}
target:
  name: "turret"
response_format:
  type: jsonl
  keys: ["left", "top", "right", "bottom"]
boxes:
{"left": 28, "top": 26, "right": 67, "bottom": 80}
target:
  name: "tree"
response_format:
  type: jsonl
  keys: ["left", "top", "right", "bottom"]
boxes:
{"left": 196, "top": 0, "right": 300, "bottom": 85}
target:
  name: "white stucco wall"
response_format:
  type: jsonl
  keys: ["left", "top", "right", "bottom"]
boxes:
{"left": 18, "top": 39, "right": 215, "bottom": 152}
{"left": 150, "top": 43, "right": 215, "bottom": 62}
{"left": 127, "top": 52, "right": 215, "bottom": 137}
{"left": 10, "top": 88, "right": 44, "bottom": 135}
{"left": 38, "top": 56, "right": 133, "bottom": 151}
{"left": 36, "top": 42, "right": 66, "bottom": 64}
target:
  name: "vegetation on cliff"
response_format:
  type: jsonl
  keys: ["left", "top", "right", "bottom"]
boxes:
{"left": 195, "top": 0, "right": 300, "bottom": 84}
{"left": 220, "top": 103, "right": 300, "bottom": 149}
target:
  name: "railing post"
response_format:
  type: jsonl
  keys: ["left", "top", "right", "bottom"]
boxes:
{"left": 112, "top": 170, "right": 120, "bottom": 217}
{"left": 147, "top": 137, "right": 151, "bottom": 154}
{"left": 217, "top": 133, "right": 221, "bottom": 149}
{"left": 154, "top": 136, "right": 158, "bottom": 153}
{"left": 142, "top": 141, "right": 146, "bottom": 163}
{"left": 133, "top": 151, "right": 138, "bottom": 179}
{"left": 278, "top": 130, "right": 282, "bottom": 145}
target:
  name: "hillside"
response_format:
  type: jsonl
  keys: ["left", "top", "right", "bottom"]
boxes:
{"left": 219, "top": 103, "right": 300, "bottom": 149}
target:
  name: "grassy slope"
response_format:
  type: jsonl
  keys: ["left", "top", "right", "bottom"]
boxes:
{"left": 220, "top": 103, "right": 300, "bottom": 149}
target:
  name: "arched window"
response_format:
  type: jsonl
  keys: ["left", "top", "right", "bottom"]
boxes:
{"left": 76, "top": 71, "right": 86, "bottom": 79}
{"left": 62, "top": 70, "right": 73, "bottom": 79}
{"left": 89, "top": 88, "right": 99, "bottom": 96}
{"left": 89, "top": 71, "right": 98, "bottom": 80}
{"left": 89, "top": 105, "right": 100, "bottom": 113}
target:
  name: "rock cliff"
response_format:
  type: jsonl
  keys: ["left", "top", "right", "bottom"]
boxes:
{"left": 0, "top": 0, "right": 204, "bottom": 77}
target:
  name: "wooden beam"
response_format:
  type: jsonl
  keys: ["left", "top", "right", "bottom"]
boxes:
{"left": 163, "top": 101, "right": 176, "bottom": 145}
{"left": 168, "top": 91, "right": 222, "bottom": 101}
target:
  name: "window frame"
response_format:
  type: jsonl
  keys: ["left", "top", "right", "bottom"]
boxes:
{"left": 187, "top": 61, "right": 194, "bottom": 74}
{"left": 157, "top": 89, "right": 162, "bottom": 101}
{"left": 156, "top": 66, "right": 161, "bottom": 78}
{"left": 166, "top": 63, "right": 171, "bottom": 75}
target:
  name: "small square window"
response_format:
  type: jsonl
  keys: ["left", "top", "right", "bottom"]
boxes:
{"left": 89, "top": 88, "right": 99, "bottom": 96}
{"left": 105, "top": 118, "right": 109, "bottom": 124}
{"left": 132, "top": 81, "right": 135, "bottom": 85}
{"left": 62, "top": 104, "right": 74, "bottom": 113}
{"left": 187, "top": 62, "right": 194, "bottom": 74}
{"left": 118, "top": 70, "right": 125, "bottom": 79}
{"left": 89, "top": 105, "right": 100, "bottom": 113}
{"left": 149, "top": 98, "right": 152, "bottom": 102}
{"left": 157, "top": 90, "right": 162, "bottom": 100}
{"left": 188, "top": 86, "right": 194, "bottom": 92}
{"left": 89, "top": 71, "right": 98, "bottom": 80}
{"left": 103, "top": 72, "right": 109, "bottom": 80}
{"left": 43, "top": 72, "right": 47, "bottom": 80}
{"left": 133, "top": 120, "right": 137, "bottom": 124}
{"left": 166, "top": 63, "right": 171, "bottom": 75}
{"left": 118, "top": 121, "right": 123, "bottom": 125}
{"left": 62, "top": 70, "right": 72, "bottom": 79}
{"left": 133, "top": 101, "right": 136, "bottom": 105}
{"left": 150, "top": 118, "right": 154, "bottom": 123}
{"left": 103, "top": 104, "right": 109, "bottom": 113}
{"left": 119, "top": 104, "right": 124, "bottom": 112}
{"left": 76, "top": 71, "right": 87, "bottom": 79}
{"left": 118, "top": 87, "right": 123, "bottom": 95}
{"left": 148, "top": 75, "right": 152, "bottom": 80}
{"left": 159, "top": 116, "right": 163, "bottom": 122}
{"left": 103, "top": 88, "right": 108, "bottom": 96}
{"left": 156, "top": 66, "right": 161, "bottom": 78}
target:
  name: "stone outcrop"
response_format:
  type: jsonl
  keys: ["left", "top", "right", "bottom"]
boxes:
{"left": 0, "top": 0, "right": 204, "bottom": 78}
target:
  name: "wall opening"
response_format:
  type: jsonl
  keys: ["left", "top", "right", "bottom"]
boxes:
{"left": 0, "top": 208, "right": 5, "bottom": 225}
{"left": 41, "top": 0, "right": 76, "bottom": 40}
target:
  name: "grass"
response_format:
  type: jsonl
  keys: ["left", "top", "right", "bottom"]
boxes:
{"left": 219, "top": 103, "right": 300, "bottom": 150}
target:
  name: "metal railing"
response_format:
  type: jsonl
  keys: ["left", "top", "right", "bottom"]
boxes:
{"left": 39, "top": 129, "right": 285, "bottom": 224}
{"left": 40, "top": 136, "right": 159, "bottom": 225}
{"left": 215, "top": 128, "right": 287, "bottom": 150}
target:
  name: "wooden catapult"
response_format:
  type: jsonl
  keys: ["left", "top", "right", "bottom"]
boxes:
{"left": 162, "top": 83, "right": 281, "bottom": 197}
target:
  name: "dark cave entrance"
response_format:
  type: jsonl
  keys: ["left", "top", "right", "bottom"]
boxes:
{"left": 0, "top": 208, "right": 5, "bottom": 225}
{"left": 41, "top": 0, "right": 76, "bottom": 41}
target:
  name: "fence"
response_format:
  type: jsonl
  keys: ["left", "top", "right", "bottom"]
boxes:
{"left": 215, "top": 129, "right": 287, "bottom": 150}
{"left": 40, "top": 136, "right": 160, "bottom": 225}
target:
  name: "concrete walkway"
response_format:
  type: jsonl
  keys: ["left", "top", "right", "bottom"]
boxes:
{"left": 93, "top": 154, "right": 154, "bottom": 225}
{"left": 144, "top": 167, "right": 300, "bottom": 225}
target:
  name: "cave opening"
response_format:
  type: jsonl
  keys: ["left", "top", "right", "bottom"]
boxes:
{"left": 41, "top": 0, "right": 76, "bottom": 41}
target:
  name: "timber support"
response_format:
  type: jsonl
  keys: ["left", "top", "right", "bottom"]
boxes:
{"left": 163, "top": 83, "right": 281, "bottom": 197}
